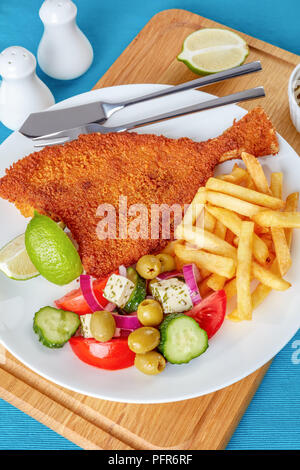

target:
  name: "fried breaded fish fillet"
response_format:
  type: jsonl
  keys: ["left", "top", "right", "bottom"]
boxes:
{"left": 0, "top": 107, "right": 278, "bottom": 278}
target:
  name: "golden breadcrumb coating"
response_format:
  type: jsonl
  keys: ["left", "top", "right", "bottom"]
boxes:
{"left": 0, "top": 107, "right": 278, "bottom": 278}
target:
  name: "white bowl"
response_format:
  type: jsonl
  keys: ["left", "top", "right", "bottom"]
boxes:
{"left": 288, "top": 63, "right": 300, "bottom": 132}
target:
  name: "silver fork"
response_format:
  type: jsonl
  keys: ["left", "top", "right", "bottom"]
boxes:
{"left": 33, "top": 87, "right": 265, "bottom": 148}
{"left": 21, "top": 61, "right": 262, "bottom": 138}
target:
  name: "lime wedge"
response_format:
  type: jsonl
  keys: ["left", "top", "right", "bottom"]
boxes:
{"left": 0, "top": 234, "right": 39, "bottom": 280}
{"left": 177, "top": 28, "right": 249, "bottom": 75}
{"left": 25, "top": 212, "right": 83, "bottom": 286}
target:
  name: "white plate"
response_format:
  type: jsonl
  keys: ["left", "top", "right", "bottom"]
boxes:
{"left": 0, "top": 84, "right": 299, "bottom": 404}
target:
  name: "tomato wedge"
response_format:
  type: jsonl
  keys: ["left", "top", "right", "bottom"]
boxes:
{"left": 55, "top": 275, "right": 112, "bottom": 315}
{"left": 69, "top": 337, "right": 135, "bottom": 370}
{"left": 185, "top": 290, "right": 226, "bottom": 339}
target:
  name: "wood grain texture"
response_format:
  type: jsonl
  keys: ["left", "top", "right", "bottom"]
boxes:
{"left": 0, "top": 9, "right": 299, "bottom": 450}
{"left": 95, "top": 9, "right": 300, "bottom": 154}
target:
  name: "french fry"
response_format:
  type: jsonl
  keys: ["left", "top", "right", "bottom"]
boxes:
{"left": 175, "top": 225, "right": 236, "bottom": 259}
{"left": 233, "top": 236, "right": 239, "bottom": 247}
{"left": 174, "top": 162, "right": 298, "bottom": 322}
{"left": 250, "top": 258, "right": 280, "bottom": 311}
{"left": 162, "top": 240, "right": 182, "bottom": 256}
{"left": 217, "top": 165, "right": 248, "bottom": 184}
{"left": 223, "top": 277, "right": 237, "bottom": 300}
{"left": 199, "top": 277, "right": 213, "bottom": 298}
{"left": 205, "top": 177, "right": 284, "bottom": 209}
{"left": 251, "top": 283, "right": 272, "bottom": 310}
{"left": 175, "top": 187, "right": 206, "bottom": 234}
{"left": 206, "top": 205, "right": 269, "bottom": 264}
{"left": 250, "top": 190, "right": 297, "bottom": 312}
{"left": 285, "top": 192, "right": 299, "bottom": 247}
{"left": 206, "top": 205, "right": 241, "bottom": 234}
{"left": 268, "top": 171, "right": 291, "bottom": 275}
{"left": 203, "top": 209, "right": 216, "bottom": 232}
{"left": 225, "top": 229, "right": 235, "bottom": 245}
{"left": 259, "top": 233, "right": 275, "bottom": 253}
{"left": 234, "top": 221, "right": 254, "bottom": 321}
{"left": 253, "top": 211, "right": 300, "bottom": 228}
{"left": 205, "top": 190, "right": 266, "bottom": 217}
{"left": 214, "top": 219, "right": 227, "bottom": 239}
{"left": 252, "top": 261, "right": 291, "bottom": 291}
{"left": 243, "top": 173, "right": 256, "bottom": 190}
{"left": 241, "top": 152, "right": 271, "bottom": 194}
{"left": 174, "top": 254, "right": 186, "bottom": 271}
{"left": 270, "top": 227, "right": 292, "bottom": 276}
{"left": 254, "top": 223, "right": 269, "bottom": 235}
{"left": 206, "top": 273, "right": 226, "bottom": 291}
{"left": 270, "top": 172, "right": 283, "bottom": 199}
{"left": 212, "top": 220, "right": 227, "bottom": 288}
{"left": 174, "top": 243, "right": 236, "bottom": 278}
{"left": 199, "top": 268, "right": 211, "bottom": 279}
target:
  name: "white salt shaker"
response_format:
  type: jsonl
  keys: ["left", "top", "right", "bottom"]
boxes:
{"left": 0, "top": 46, "right": 55, "bottom": 131}
{"left": 38, "top": 0, "right": 93, "bottom": 80}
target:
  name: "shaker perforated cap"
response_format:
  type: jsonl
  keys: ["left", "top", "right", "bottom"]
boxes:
{"left": 39, "top": 0, "right": 77, "bottom": 24}
{"left": 0, "top": 46, "right": 36, "bottom": 80}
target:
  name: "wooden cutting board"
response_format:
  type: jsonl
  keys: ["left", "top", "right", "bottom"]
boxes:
{"left": 0, "top": 9, "right": 299, "bottom": 450}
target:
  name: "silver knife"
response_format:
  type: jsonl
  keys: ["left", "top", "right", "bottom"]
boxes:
{"left": 19, "top": 61, "right": 262, "bottom": 138}
{"left": 32, "top": 87, "right": 266, "bottom": 148}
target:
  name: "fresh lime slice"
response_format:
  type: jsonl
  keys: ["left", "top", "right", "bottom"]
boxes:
{"left": 0, "top": 234, "right": 39, "bottom": 280}
{"left": 25, "top": 212, "right": 83, "bottom": 285}
{"left": 177, "top": 28, "right": 248, "bottom": 75}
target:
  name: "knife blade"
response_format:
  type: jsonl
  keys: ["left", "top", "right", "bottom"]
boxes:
{"left": 19, "top": 61, "right": 263, "bottom": 138}
{"left": 19, "top": 101, "right": 111, "bottom": 138}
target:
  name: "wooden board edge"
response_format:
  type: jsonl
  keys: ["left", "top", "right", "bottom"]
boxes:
{"left": 94, "top": 8, "right": 299, "bottom": 91}
{"left": 148, "top": 9, "right": 300, "bottom": 65}
{"left": 0, "top": 365, "right": 133, "bottom": 450}
{"left": 0, "top": 351, "right": 272, "bottom": 450}
{"left": 0, "top": 354, "right": 161, "bottom": 450}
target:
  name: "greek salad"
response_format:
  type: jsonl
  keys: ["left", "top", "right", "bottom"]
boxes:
{"left": 33, "top": 252, "right": 227, "bottom": 375}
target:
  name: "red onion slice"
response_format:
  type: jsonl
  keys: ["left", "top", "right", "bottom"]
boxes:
{"left": 113, "top": 327, "right": 122, "bottom": 337}
{"left": 118, "top": 265, "right": 127, "bottom": 277}
{"left": 182, "top": 264, "right": 202, "bottom": 305}
{"left": 105, "top": 302, "right": 116, "bottom": 312}
{"left": 112, "top": 312, "right": 141, "bottom": 330}
{"left": 113, "top": 327, "right": 135, "bottom": 338}
{"left": 80, "top": 274, "right": 105, "bottom": 312}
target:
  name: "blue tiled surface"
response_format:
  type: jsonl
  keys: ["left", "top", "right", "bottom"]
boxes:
{"left": 0, "top": 0, "right": 299, "bottom": 450}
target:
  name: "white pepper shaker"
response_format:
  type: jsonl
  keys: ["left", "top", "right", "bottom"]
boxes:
{"left": 37, "top": 0, "right": 93, "bottom": 80}
{"left": 0, "top": 46, "right": 55, "bottom": 131}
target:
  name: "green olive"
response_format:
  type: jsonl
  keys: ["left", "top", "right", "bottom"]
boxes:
{"left": 134, "top": 351, "right": 166, "bottom": 375}
{"left": 128, "top": 327, "right": 160, "bottom": 354}
{"left": 136, "top": 255, "right": 161, "bottom": 279}
{"left": 90, "top": 311, "right": 116, "bottom": 342}
{"left": 147, "top": 278, "right": 158, "bottom": 295}
{"left": 137, "top": 299, "right": 163, "bottom": 326}
{"left": 156, "top": 253, "right": 176, "bottom": 272}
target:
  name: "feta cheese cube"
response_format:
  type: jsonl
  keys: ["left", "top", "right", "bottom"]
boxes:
{"left": 80, "top": 314, "right": 93, "bottom": 338}
{"left": 103, "top": 274, "right": 135, "bottom": 308}
{"left": 151, "top": 278, "right": 193, "bottom": 313}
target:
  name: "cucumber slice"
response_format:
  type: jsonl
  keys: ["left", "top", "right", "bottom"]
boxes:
{"left": 159, "top": 313, "right": 208, "bottom": 364}
{"left": 123, "top": 267, "right": 146, "bottom": 313}
{"left": 33, "top": 306, "right": 80, "bottom": 348}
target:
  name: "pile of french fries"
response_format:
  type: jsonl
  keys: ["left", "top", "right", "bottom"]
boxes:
{"left": 165, "top": 152, "right": 300, "bottom": 321}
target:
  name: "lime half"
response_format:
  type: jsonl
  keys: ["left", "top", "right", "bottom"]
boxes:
{"left": 0, "top": 234, "right": 39, "bottom": 280}
{"left": 177, "top": 28, "right": 249, "bottom": 75}
{"left": 25, "top": 212, "right": 83, "bottom": 286}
